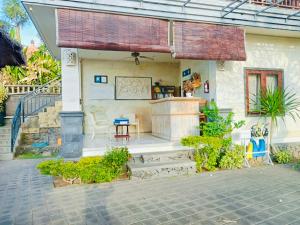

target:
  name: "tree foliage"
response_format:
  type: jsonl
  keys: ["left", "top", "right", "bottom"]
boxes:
{"left": 0, "top": 45, "right": 61, "bottom": 85}
{"left": 2, "top": 0, "right": 29, "bottom": 41}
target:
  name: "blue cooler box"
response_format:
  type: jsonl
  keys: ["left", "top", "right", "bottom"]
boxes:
{"left": 114, "top": 118, "right": 129, "bottom": 125}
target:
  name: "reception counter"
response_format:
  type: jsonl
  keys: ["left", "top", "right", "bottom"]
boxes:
{"left": 150, "top": 97, "right": 207, "bottom": 141}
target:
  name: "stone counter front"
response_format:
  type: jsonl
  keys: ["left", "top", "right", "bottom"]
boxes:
{"left": 150, "top": 97, "right": 206, "bottom": 141}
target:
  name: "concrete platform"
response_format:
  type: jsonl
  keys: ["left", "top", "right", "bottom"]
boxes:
{"left": 82, "top": 133, "right": 190, "bottom": 156}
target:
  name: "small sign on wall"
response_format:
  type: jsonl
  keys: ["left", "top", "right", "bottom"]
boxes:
{"left": 182, "top": 68, "right": 191, "bottom": 77}
{"left": 94, "top": 75, "right": 108, "bottom": 83}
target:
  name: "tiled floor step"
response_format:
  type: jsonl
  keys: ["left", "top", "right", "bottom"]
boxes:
{"left": 0, "top": 139, "right": 10, "bottom": 145}
{"left": 0, "top": 134, "right": 11, "bottom": 140}
{"left": 0, "top": 120, "right": 12, "bottom": 160}
{"left": 128, "top": 159, "right": 196, "bottom": 180}
{"left": 0, "top": 128, "right": 11, "bottom": 135}
{"left": 140, "top": 150, "right": 192, "bottom": 164}
{"left": 0, "top": 146, "right": 11, "bottom": 154}
{"left": 127, "top": 149, "right": 196, "bottom": 180}
{"left": 0, "top": 153, "right": 13, "bottom": 160}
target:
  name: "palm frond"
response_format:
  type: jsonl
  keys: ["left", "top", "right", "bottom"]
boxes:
{"left": 255, "top": 87, "right": 300, "bottom": 126}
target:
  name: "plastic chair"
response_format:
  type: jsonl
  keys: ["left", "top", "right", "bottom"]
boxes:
{"left": 88, "top": 112, "right": 113, "bottom": 141}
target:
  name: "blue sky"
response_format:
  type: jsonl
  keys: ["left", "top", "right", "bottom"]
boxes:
{"left": 0, "top": 0, "right": 41, "bottom": 46}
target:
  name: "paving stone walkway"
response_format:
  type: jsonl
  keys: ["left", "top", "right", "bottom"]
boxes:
{"left": 1, "top": 160, "right": 300, "bottom": 225}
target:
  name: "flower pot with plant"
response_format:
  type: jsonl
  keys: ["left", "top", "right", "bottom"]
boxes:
{"left": 183, "top": 80, "right": 194, "bottom": 97}
{"left": 0, "top": 85, "right": 8, "bottom": 126}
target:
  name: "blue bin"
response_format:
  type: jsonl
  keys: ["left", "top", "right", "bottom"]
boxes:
{"left": 114, "top": 118, "right": 129, "bottom": 125}
{"left": 250, "top": 138, "right": 266, "bottom": 157}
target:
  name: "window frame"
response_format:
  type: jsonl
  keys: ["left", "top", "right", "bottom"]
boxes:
{"left": 245, "top": 68, "right": 283, "bottom": 116}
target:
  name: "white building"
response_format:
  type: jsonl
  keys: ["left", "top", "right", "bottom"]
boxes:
{"left": 22, "top": 0, "right": 300, "bottom": 157}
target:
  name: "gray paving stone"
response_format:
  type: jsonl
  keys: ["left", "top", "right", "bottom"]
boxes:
{"left": 2, "top": 160, "right": 300, "bottom": 225}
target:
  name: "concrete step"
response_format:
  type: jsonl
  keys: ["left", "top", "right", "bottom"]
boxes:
{"left": 139, "top": 150, "right": 192, "bottom": 164}
{"left": 22, "top": 116, "right": 39, "bottom": 129}
{"left": 128, "top": 159, "right": 196, "bottom": 180}
{"left": 0, "top": 128, "right": 11, "bottom": 135}
{"left": 0, "top": 134, "right": 11, "bottom": 140}
{"left": 129, "top": 143, "right": 191, "bottom": 154}
{"left": 0, "top": 146, "right": 11, "bottom": 154}
{"left": 0, "top": 152, "right": 13, "bottom": 160}
{"left": 0, "top": 139, "right": 10, "bottom": 146}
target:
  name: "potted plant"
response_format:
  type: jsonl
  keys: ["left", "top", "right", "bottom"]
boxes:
{"left": 0, "top": 84, "right": 8, "bottom": 126}
{"left": 183, "top": 80, "right": 194, "bottom": 97}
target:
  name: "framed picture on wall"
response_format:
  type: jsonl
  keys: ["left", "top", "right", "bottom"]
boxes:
{"left": 115, "top": 76, "right": 152, "bottom": 100}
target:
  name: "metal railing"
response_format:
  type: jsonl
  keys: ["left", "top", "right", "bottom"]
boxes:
{"left": 5, "top": 84, "right": 61, "bottom": 95}
{"left": 10, "top": 76, "right": 62, "bottom": 152}
{"left": 251, "top": 0, "right": 300, "bottom": 9}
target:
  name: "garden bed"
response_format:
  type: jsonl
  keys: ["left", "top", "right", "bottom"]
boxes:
{"left": 37, "top": 147, "right": 131, "bottom": 186}
{"left": 53, "top": 172, "right": 129, "bottom": 187}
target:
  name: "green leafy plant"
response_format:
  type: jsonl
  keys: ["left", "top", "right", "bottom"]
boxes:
{"left": 36, "top": 148, "right": 131, "bottom": 184}
{"left": 181, "top": 136, "right": 223, "bottom": 172}
{"left": 254, "top": 88, "right": 300, "bottom": 148}
{"left": 0, "top": 84, "right": 8, "bottom": 113}
{"left": 103, "top": 147, "right": 131, "bottom": 173}
{"left": 0, "top": 45, "right": 61, "bottom": 85}
{"left": 200, "top": 102, "right": 245, "bottom": 139}
{"left": 273, "top": 151, "right": 292, "bottom": 164}
{"left": 36, "top": 159, "right": 64, "bottom": 176}
{"left": 182, "top": 102, "right": 245, "bottom": 172}
{"left": 219, "top": 145, "right": 244, "bottom": 169}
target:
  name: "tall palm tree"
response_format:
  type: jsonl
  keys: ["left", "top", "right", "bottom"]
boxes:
{"left": 2, "top": 0, "right": 28, "bottom": 42}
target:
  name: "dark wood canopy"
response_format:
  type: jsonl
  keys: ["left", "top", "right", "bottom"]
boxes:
{"left": 173, "top": 22, "right": 246, "bottom": 61}
{"left": 57, "top": 9, "right": 170, "bottom": 53}
{"left": 57, "top": 9, "right": 246, "bottom": 61}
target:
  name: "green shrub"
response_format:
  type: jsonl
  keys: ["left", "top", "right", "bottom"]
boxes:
{"left": 273, "top": 151, "right": 292, "bottom": 164}
{"left": 103, "top": 147, "right": 131, "bottom": 172}
{"left": 182, "top": 102, "right": 245, "bottom": 172}
{"left": 60, "top": 161, "right": 79, "bottom": 182}
{"left": 36, "top": 159, "right": 63, "bottom": 176}
{"left": 219, "top": 145, "right": 244, "bottom": 169}
{"left": 200, "top": 102, "right": 245, "bottom": 139}
{"left": 181, "top": 136, "right": 223, "bottom": 172}
{"left": 36, "top": 148, "right": 131, "bottom": 184}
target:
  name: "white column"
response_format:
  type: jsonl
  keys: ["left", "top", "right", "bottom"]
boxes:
{"left": 61, "top": 48, "right": 81, "bottom": 111}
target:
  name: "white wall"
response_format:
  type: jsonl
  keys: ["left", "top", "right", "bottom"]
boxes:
{"left": 179, "top": 60, "right": 216, "bottom": 102}
{"left": 215, "top": 34, "right": 300, "bottom": 142}
{"left": 81, "top": 59, "right": 180, "bottom": 134}
{"left": 61, "top": 48, "right": 81, "bottom": 111}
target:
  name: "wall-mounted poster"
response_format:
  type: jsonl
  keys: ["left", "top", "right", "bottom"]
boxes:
{"left": 115, "top": 76, "right": 152, "bottom": 100}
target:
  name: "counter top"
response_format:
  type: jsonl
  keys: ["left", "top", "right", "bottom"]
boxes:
{"left": 150, "top": 97, "right": 207, "bottom": 104}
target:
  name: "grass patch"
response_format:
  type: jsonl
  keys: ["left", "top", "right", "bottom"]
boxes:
{"left": 17, "top": 152, "right": 57, "bottom": 159}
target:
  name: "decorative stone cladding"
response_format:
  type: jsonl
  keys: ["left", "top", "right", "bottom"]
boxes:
{"left": 38, "top": 101, "right": 62, "bottom": 128}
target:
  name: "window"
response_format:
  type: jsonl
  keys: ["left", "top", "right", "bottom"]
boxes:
{"left": 245, "top": 69, "right": 283, "bottom": 115}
